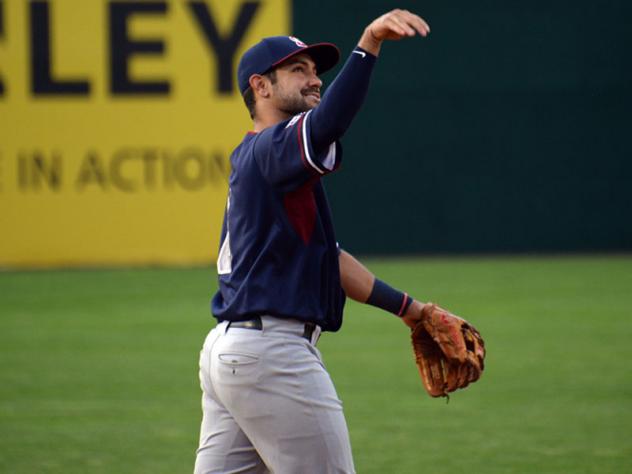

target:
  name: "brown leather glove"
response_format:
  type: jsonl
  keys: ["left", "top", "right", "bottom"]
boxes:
{"left": 411, "top": 303, "right": 486, "bottom": 398}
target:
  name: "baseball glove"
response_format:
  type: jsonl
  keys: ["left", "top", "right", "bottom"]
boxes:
{"left": 411, "top": 303, "right": 485, "bottom": 398}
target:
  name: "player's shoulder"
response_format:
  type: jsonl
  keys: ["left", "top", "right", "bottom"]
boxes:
{"left": 253, "top": 112, "right": 306, "bottom": 151}
{"left": 268, "top": 112, "right": 307, "bottom": 137}
{"left": 229, "top": 132, "right": 258, "bottom": 167}
{"left": 232, "top": 132, "right": 257, "bottom": 155}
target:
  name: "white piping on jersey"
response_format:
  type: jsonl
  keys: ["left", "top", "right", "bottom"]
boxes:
{"left": 322, "top": 142, "right": 336, "bottom": 171}
{"left": 286, "top": 114, "right": 302, "bottom": 129}
{"left": 217, "top": 192, "right": 232, "bottom": 275}
{"left": 301, "top": 110, "right": 326, "bottom": 175}
{"left": 353, "top": 50, "right": 366, "bottom": 58}
{"left": 217, "top": 231, "right": 232, "bottom": 275}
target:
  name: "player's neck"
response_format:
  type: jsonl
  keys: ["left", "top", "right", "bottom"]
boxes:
{"left": 253, "top": 106, "right": 292, "bottom": 132}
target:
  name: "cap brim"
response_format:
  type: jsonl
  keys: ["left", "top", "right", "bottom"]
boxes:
{"left": 271, "top": 42, "right": 341, "bottom": 75}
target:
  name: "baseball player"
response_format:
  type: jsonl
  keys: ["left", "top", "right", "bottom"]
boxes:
{"left": 195, "top": 9, "right": 431, "bottom": 474}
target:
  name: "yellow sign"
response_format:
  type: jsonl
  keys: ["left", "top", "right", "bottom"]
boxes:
{"left": 0, "top": 0, "right": 289, "bottom": 268}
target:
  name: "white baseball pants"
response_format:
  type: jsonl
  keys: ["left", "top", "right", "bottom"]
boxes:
{"left": 194, "top": 317, "right": 356, "bottom": 474}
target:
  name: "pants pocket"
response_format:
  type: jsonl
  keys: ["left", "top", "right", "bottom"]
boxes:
{"left": 216, "top": 352, "right": 260, "bottom": 378}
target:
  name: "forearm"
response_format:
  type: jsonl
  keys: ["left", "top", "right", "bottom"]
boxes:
{"left": 339, "top": 249, "right": 424, "bottom": 328}
{"left": 339, "top": 249, "right": 375, "bottom": 303}
{"left": 309, "top": 48, "right": 376, "bottom": 152}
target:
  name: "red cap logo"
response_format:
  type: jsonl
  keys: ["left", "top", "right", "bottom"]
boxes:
{"left": 288, "top": 36, "right": 307, "bottom": 48}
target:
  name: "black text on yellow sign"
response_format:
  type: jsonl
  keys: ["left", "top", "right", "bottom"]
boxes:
{"left": 14, "top": 147, "right": 230, "bottom": 193}
{"left": 0, "top": 0, "right": 262, "bottom": 97}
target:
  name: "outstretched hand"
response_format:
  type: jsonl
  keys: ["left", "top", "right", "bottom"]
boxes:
{"left": 371, "top": 9, "right": 430, "bottom": 40}
{"left": 359, "top": 9, "right": 430, "bottom": 55}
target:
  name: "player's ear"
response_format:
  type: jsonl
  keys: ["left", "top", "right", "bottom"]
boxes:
{"left": 250, "top": 75, "right": 270, "bottom": 99}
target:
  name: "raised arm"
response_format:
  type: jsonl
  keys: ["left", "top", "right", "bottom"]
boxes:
{"left": 309, "top": 10, "right": 430, "bottom": 153}
{"left": 339, "top": 249, "right": 426, "bottom": 329}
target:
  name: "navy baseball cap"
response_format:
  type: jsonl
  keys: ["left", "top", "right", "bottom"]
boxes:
{"left": 237, "top": 36, "right": 340, "bottom": 95}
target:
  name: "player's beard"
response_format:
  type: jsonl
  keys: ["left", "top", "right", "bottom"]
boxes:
{"left": 274, "top": 86, "right": 320, "bottom": 116}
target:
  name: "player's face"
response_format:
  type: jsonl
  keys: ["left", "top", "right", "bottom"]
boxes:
{"left": 271, "top": 54, "right": 322, "bottom": 116}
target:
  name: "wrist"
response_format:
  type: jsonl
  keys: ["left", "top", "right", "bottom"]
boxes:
{"left": 365, "top": 278, "right": 412, "bottom": 316}
{"left": 358, "top": 26, "right": 382, "bottom": 56}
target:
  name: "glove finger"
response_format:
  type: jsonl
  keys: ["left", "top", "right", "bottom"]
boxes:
{"left": 465, "top": 349, "right": 484, "bottom": 377}
{"left": 476, "top": 337, "right": 486, "bottom": 370}
{"left": 422, "top": 357, "right": 447, "bottom": 397}
{"left": 445, "top": 361, "right": 462, "bottom": 393}
{"left": 415, "top": 349, "right": 447, "bottom": 396}
{"left": 467, "top": 362, "right": 481, "bottom": 384}
{"left": 471, "top": 333, "right": 486, "bottom": 371}
{"left": 464, "top": 327, "right": 486, "bottom": 372}
{"left": 456, "top": 363, "right": 470, "bottom": 390}
{"left": 468, "top": 326, "right": 485, "bottom": 352}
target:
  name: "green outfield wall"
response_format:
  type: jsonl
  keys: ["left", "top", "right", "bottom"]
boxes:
{"left": 295, "top": 1, "right": 632, "bottom": 253}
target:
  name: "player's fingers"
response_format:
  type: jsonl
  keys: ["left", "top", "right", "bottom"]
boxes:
{"left": 395, "top": 10, "right": 430, "bottom": 37}
{"left": 401, "top": 10, "right": 430, "bottom": 37}
{"left": 381, "top": 16, "right": 409, "bottom": 38}
{"left": 415, "top": 16, "right": 431, "bottom": 35}
{"left": 388, "top": 13, "right": 416, "bottom": 37}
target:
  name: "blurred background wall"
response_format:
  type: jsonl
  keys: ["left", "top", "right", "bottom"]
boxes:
{"left": 1, "top": 0, "right": 630, "bottom": 268}
{"left": 296, "top": 0, "right": 632, "bottom": 254}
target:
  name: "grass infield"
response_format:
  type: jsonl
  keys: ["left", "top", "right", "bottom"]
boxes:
{"left": 1, "top": 256, "right": 631, "bottom": 473}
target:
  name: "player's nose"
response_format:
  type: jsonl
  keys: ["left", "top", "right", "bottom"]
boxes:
{"left": 308, "top": 73, "right": 322, "bottom": 89}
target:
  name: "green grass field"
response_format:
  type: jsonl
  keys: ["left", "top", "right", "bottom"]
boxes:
{"left": 1, "top": 256, "right": 631, "bottom": 473}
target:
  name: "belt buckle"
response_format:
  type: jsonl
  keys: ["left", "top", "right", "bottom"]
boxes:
{"left": 228, "top": 316, "right": 263, "bottom": 331}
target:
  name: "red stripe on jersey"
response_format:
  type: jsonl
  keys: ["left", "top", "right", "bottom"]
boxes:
{"left": 283, "top": 179, "right": 317, "bottom": 244}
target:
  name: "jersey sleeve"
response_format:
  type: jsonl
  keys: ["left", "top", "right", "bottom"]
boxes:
{"left": 253, "top": 111, "right": 342, "bottom": 191}
{"left": 309, "top": 47, "right": 376, "bottom": 153}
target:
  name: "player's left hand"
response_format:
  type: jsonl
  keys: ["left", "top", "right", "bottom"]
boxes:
{"left": 401, "top": 299, "right": 427, "bottom": 329}
{"left": 410, "top": 303, "right": 486, "bottom": 398}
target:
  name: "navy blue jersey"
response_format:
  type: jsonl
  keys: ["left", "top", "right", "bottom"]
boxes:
{"left": 211, "top": 47, "right": 377, "bottom": 332}
{"left": 211, "top": 111, "right": 346, "bottom": 331}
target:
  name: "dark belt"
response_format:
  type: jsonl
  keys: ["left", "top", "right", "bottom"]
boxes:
{"left": 227, "top": 316, "right": 318, "bottom": 341}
